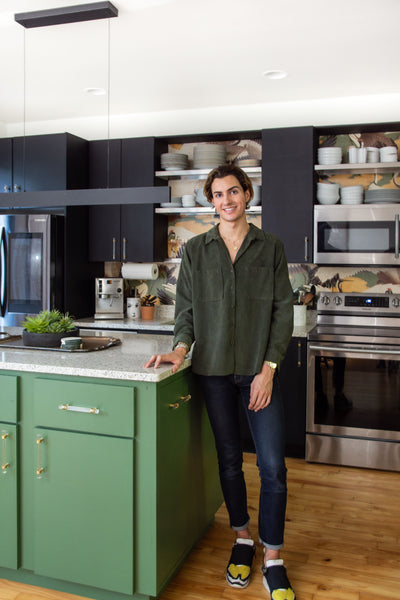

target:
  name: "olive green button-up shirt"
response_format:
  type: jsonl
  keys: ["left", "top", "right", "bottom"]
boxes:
{"left": 173, "top": 223, "right": 294, "bottom": 376}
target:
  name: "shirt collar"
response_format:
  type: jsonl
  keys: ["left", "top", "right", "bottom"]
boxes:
{"left": 204, "top": 223, "right": 262, "bottom": 245}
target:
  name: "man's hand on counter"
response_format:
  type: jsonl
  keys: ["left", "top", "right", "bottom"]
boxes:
{"left": 144, "top": 346, "right": 187, "bottom": 373}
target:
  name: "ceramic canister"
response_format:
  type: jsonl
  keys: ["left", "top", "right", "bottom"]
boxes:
{"left": 126, "top": 297, "right": 141, "bottom": 320}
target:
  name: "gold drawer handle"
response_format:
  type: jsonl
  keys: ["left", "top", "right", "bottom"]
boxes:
{"left": 169, "top": 394, "right": 191, "bottom": 410}
{"left": 59, "top": 404, "right": 100, "bottom": 415}
{"left": 1, "top": 432, "right": 11, "bottom": 473}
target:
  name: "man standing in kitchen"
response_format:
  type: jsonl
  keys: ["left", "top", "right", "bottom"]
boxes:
{"left": 144, "top": 164, "right": 295, "bottom": 600}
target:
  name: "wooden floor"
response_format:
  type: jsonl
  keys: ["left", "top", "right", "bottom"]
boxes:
{"left": 1, "top": 454, "right": 399, "bottom": 600}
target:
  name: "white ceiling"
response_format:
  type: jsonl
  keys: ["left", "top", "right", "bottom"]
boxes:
{"left": 0, "top": 0, "right": 400, "bottom": 132}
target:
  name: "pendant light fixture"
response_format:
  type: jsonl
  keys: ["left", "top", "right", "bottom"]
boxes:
{"left": 9, "top": 2, "right": 169, "bottom": 208}
{"left": 15, "top": 2, "right": 118, "bottom": 29}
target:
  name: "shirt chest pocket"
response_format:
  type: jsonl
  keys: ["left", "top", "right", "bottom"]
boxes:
{"left": 245, "top": 267, "right": 273, "bottom": 300}
{"left": 195, "top": 267, "right": 224, "bottom": 301}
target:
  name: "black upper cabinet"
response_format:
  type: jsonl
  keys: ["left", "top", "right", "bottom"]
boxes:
{"left": 0, "top": 138, "right": 12, "bottom": 193}
{"left": 121, "top": 137, "right": 157, "bottom": 187}
{"left": 88, "top": 137, "right": 168, "bottom": 262}
{"left": 88, "top": 139, "right": 122, "bottom": 188}
{"left": 262, "top": 126, "right": 316, "bottom": 263}
{"left": 0, "top": 133, "right": 88, "bottom": 193}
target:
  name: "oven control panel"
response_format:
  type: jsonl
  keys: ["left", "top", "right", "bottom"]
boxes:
{"left": 317, "top": 292, "right": 400, "bottom": 314}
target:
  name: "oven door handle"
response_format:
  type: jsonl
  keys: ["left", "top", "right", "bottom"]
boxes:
{"left": 309, "top": 343, "right": 400, "bottom": 355}
{"left": 395, "top": 213, "right": 400, "bottom": 259}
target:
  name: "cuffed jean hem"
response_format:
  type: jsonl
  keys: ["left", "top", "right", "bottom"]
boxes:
{"left": 231, "top": 519, "right": 250, "bottom": 532}
{"left": 259, "top": 536, "right": 284, "bottom": 551}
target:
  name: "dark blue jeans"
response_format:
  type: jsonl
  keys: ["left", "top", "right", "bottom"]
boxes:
{"left": 196, "top": 373, "right": 287, "bottom": 549}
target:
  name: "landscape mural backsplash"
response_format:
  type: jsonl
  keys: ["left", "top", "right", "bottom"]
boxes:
{"left": 123, "top": 131, "right": 400, "bottom": 304}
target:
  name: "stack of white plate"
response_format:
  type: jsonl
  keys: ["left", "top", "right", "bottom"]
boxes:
{"left": 195, "top": 188, "right": 212, "bottom": 207}
{"left": 160, "top": 153, "right": 189, "bottom": 170}
{"left": 317, "top": 147, "right": 342, "bottom": 165}
{"left": 160, "top": 196, "right": 182, "bottom": 208}
{"left": 316, "top": 182, "right": 340, "bottom": 204}
{"left": 379, "top": 146, "right": 398, "bottom": 163}
{"left": 365, "top": 189, "right": 400, "bottom": 204}
{"left": 340, "top": 185, "right": 364, "bottom": 204}
{"left": 193, "top": 144, "right": 227, "bottom": 169}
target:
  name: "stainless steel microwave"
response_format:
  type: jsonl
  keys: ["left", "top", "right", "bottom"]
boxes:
{"left": 314, "top": 204, "right": 400, "bottom": 265}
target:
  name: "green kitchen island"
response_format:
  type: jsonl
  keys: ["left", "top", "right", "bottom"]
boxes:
{"left": 0, "top": 330, "right": 222, "bottom": 600}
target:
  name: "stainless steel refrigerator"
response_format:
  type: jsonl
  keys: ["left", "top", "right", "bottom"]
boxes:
{"left": 0, "top": 213, "right": 64, "bottom": 327}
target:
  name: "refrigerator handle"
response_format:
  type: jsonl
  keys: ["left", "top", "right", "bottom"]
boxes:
{"left": 0, "top": 227, "right": 7, "bottom": 317}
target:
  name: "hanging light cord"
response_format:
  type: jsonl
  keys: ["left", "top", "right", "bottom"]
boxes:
{"left": 23, "top": 28, "right": 26, "bottom": 192}
{"left": 106, "top": 17, "right": 111, "bottom": 189}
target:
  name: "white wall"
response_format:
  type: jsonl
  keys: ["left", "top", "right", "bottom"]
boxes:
{"left": 4, "top": 92, "right": 400, "bottom": 140}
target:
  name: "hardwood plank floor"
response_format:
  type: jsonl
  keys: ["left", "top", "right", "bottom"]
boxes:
{"left": 1, "top": 454, "right": 399, "bottom": 600}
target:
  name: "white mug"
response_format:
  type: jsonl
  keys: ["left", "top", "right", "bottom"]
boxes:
{"left": 126, "top": 297, "right": 141, "bottom": 319}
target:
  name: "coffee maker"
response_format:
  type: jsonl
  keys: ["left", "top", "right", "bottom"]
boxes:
{"left": 95, "top": 278, "right": 124, "bottom": 319}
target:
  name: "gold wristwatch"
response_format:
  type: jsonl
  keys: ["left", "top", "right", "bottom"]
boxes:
{"left": 264, "top": 360, "right": 277, "bottom": 370}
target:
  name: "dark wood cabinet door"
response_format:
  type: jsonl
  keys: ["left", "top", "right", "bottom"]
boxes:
{"left": 279, "top": 337, "right": 307, "bottom": 458}
{"left": 0, "top": 138, "right": 13, "bottom": 193}
{"left": 121, "top": 137, "right": 156, "bottom": 187}
{"left": 262, "top": 126, "right": 316, "bottom": 263}
{"left": 88, "top": 139, "right": 121, "bottom": 188}
{"left": 88, "top": 205, "right": 121, "bottom": 262}
{"left": 121, "top": 204, "right": 167, "bottom": 262}
{"left": 11, "top": 133, "right": 88, "bottom": 192}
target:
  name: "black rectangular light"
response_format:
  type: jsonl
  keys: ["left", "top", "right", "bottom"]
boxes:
{"left": 15, "top": 2, "right": 118, "bottom": 28}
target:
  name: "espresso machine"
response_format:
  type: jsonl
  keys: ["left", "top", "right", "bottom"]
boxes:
{"left": 94, "top": 278, "right": 124, "bottom": 319}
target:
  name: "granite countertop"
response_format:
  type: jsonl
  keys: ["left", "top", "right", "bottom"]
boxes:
{"left": 0, "top": 328, "right": 184, "bottom": 383}
{"left": 74, "top": 317, "right": 175, "bottom": 333}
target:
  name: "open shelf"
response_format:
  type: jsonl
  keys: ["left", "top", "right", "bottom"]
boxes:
{"left": 315, "top": 162, "right": 400, "bottom": 175}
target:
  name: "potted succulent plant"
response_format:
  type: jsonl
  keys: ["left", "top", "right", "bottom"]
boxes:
{"left": 140, "top": 295, "right": 157, "bottom": 321}
{"left": 21, "top": 310, "right": 79, "bottom": 348}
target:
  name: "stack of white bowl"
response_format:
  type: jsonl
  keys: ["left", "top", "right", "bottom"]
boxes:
{"left": 316, "top": 182, "right": 340, "bottom": 204}
{"left": 248, "top": 184, "right": 261, "bottom": 206}
{"left": 380, "top": 146, "right": 398, "bottom": 163}
{"left": 340, "top": 185, "right": 363, "bottom": 204}
{"left": 193, "top": 144, "right": 227, "bottom": 169}
{"left": 317, "top": 147, "right": 342, "bottom": 165}
{"left": 160, "top": 152, "right": 189, "bottom": 170}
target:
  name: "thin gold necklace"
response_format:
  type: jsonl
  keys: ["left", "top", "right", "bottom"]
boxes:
{"left": 220, "top": 226, "right": 249, "bottom": 250}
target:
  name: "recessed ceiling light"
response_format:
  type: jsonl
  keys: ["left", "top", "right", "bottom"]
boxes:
{"left": 85, "top": 87, "right": 107, "bottom": 96}
{"left": 263, "top": 70, "right": 288, "bottom": 80}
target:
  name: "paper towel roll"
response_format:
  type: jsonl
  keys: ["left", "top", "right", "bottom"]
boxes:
{"left": 121, "top": 262, "right": 159, "bottom": 280}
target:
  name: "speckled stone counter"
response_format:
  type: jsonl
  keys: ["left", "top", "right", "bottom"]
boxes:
{"left": 0, "top": 329, "right": 183, "bottom": 382}
{"left": 74, "top": 317, "right": 174, "bottom": 333}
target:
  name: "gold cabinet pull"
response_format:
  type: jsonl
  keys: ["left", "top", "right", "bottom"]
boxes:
{"left": 1, "top": 432, "right": 11, "bottom": 472}
{"left": 59, "top": 403, "right": 100, "bottom": 414}
{"left": 36, "top": 435, "right": 46, "bottom": 479}
{"left": 169, "top": 394, "right": 191, "bottom": 410}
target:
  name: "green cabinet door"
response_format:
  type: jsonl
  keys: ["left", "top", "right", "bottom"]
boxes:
{"left": 33, "top": 428, "right": 134, "bottom": 594}
{"left": 0, "top": 424, "right": 18, "bottom": 569}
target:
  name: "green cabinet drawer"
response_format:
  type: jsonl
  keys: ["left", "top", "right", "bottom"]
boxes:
{"left": 34, "top": 378, "right": 135, "bottom": 437}
{"left": 0, "top": 375, "right": 18, "bottom": 423}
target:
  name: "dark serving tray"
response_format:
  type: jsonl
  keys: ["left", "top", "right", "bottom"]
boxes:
{"left": 0, "top": 334, "right": 121, "bottom": 352}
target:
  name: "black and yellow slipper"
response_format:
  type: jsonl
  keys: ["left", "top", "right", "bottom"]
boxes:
{"left": 226, "top": 539, "right": 256, "bottom": 588}
{"left": 261, "top": 559, "right": 296, "bottom": 600}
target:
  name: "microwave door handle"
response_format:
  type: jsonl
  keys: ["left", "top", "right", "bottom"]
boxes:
{"left": 395, "top": 214, "right": 400, "bottom": 259}
{"left": 0, "top": 227, "right": 7, "bottom": 317}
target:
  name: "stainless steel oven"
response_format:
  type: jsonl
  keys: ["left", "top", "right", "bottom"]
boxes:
{"left": 307, "top": 292, "right": 400, "bottom": 471}
{"left": 314, "top": 204, "right": 400, "bottom": 265}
